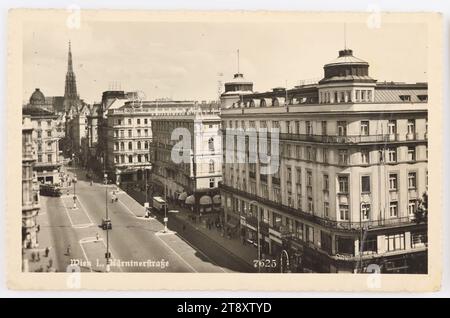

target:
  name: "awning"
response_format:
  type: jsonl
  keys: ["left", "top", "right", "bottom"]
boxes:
{"left": 199, "top": 195, "right": 212, "bottom": 205}
{"left": 178, "top": 192, "right": 188, "bottom": 201}
{"left": 185, "top": 195, "right": 195, "bottom": 205}
{"left": 212, "top": 194, "right": 221, "bottom": 204}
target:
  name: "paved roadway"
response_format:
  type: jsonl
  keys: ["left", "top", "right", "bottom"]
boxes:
{"left": 42, "top": 166, "right": 240, "bottom": 273}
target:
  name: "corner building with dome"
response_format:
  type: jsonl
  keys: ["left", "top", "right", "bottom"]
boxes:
{"left": 220, "top": 49, "right": 428, "bottom": 273}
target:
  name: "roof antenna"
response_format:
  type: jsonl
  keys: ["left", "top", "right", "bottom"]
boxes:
{"left": 237, "top": 49, "right": 240, "bottom": 74}
{"left": 344, "top": 23, "right": 347, "bottom": 50}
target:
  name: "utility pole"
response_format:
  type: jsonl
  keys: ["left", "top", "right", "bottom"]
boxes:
{"left": 164, "top": 181, "right": 168, "bottom": 233}
{"left": 104, "top": 157, "right": 110, "bottom": 272}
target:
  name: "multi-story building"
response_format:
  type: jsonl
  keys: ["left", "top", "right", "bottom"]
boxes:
{"left": 150, "top": 102, "right": 222, "bottom": 214}
{"left": 220, "top": 49, "right": 428, "bottom": 273}
{"left": 22, "top": 105, "right": 62, "bottom": 185}
{"left": 85, "top": 103, "right": 101, "bottom": 170}
{"left": 96, "top": 90, "right": 139, "bottom": 172}
{"left": 104, "top": 99, "right": 156, "bottom": 184}
{"left": 22, "top": 116, "right": 40, "bottom": 249}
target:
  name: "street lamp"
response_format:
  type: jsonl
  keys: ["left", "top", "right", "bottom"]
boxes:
{"left": 246, "top": 200, "right": 260, "bottom": 273}
{"left": 104, "top": 172, "right": 111, "bottom": 273}
{"left": 72, "top": 175, "right": 77, "bottom": 209}
{"left": 163, "top": 182, "right": 168, "bottom": 233}
{"left": 280, "top": 249, "right": 290, "bottom": 273}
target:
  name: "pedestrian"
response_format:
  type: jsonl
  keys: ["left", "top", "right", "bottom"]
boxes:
{"left": 45, "top": 246, "right": 50, "bottom": 257}
{"left": 37, "top": 224, "right": 40, "bottom": 232}
{"left": 67, "top": 245, "right": 71, "bottom": 257}
{"left": 48, "top": 258, "right": 53, "bottom": 269}
{"left": 31, "top": 251, "right": 36, "bottom": 262}
{"left": 36, "top": 251, "right": 40, "bottom": 262}
{"left": 96, "top": 233, "right": 100, "bottom": 242}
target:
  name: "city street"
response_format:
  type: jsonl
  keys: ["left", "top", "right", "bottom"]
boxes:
{"left": 40, "top": 165, "right": 242, "bottom": 273}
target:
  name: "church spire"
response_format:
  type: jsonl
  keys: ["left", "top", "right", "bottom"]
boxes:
{"left": 67, "top": 41, "right": 73, "bottom": 73}
{"left": 64, "top": 41, "right": 79, "bottom": 113}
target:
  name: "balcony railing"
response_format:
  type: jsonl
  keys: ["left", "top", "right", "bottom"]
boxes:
{"left": 274, "top": 133, "right": 425, "bottom": 144}
{"left": 220, "top": 184, "right": 424, "bottom": 232}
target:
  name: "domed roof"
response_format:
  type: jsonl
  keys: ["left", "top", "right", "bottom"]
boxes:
{"left": 325, "top": 49, "right": 368, "bottom": 67}
{"left": 29, "top": 88, "right": 45, "bottom": 105}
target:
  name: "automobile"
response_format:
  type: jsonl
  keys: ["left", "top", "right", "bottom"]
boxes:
{"left": 39, "top": 184, "right": 62, "bottom": 197}
{"left": 101, "top": 218, "right": 112, "bottom": 230}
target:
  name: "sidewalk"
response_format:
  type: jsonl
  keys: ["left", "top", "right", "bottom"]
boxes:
{"left": 22, "top": 197, "right": 59, "bottom": 272}
{"left": 122, "top": 186, "right": 258, "bottom": 271}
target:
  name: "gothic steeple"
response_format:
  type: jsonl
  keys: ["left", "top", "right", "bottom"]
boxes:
{"left": 64, "top": 41, "right": 78, "bottom": 112}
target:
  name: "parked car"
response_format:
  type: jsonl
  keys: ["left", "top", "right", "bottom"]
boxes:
{"left": 39, "top": 184, "right": 62, "bottom": 197}
{"left": 101, "top": 218, "right": 112, "bottom": 230}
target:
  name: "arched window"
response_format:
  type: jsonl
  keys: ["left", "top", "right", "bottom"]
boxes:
{"left": 260, "top": 99, "right": 266, "bottom": 107}
{"left": 128, "top": 155, "right": 133, "bottom": 163}
{"left": 209, "top": 160, "right": 215, "bottom": 173}
{"left": 272, "top": 98, "right": 279, "bottom": 107}
{"left": 128, "top": 142, "right": 132, "bottom": 150}
{"left": 137, "top": 141, "right": 141, "bottom": 150}
{"left": 144, "top": 141, "right": 149, "bottom": 149}
{"left": 208, "top": 137, "right": 214, "bottom": 152}
{"left": 120, "top": 142, "right": 124, "bottom": 151}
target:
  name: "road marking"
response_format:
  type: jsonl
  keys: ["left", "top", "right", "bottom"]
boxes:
{"left": 61, "top": 196, "right": 93, "bottom": 228}
{"left": 78, "top": 239, "right": 93, "bottom": 273}
{"left": 61, "top": 197, "right": 75, "bottom": 227}
{"left": 117, "top": 198, "right": 138, "bottom": 217}
{"left": 73, "top": 223, "right": 93, "bottom": 229}
{"left": 155, "top": 235, "right": 198, "bottom": 273}
{"left": 75, "top": 196, "right": 95, "bottom": 225}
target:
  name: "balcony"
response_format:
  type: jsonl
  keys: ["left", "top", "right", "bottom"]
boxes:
{"left": 220, "top": 184, "right": 424, "bottom": 232}
{"left": 276, "top": 133, "right": 425, "bottom": 144}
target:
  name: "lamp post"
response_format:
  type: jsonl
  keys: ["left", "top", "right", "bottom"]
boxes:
{"left": 357, "top": 201, "right": 369, "bottom": 273}
{"left": 72, "top": 175, "right": 77, "bottom": 209}
{"left": 103, "top": 154, "right": 111, "bottom": 273}
{"left": 163, "top": 182, "right": 168, "bottom": 233}
{"left": 280, "top": 249, "right": 290, "bottom": 273}
{"left": 144, "top": 167, "right": 151, "bottom": 218}
{"left": 104, "top": 172, "right": 111, "bottom": 273}
{"left": 247, "top": 200, "right": 260, "bottom": 273}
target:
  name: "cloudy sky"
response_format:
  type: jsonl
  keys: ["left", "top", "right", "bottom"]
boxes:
{"left": 23, "top": 19, "right": 427, "bottom": 104}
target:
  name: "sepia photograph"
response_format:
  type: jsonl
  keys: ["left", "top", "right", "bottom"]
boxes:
{"left": 6, "top": 10, "right": 443, "bottom": 291}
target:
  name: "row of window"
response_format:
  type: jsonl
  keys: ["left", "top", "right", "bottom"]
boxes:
{"left": 280, "top": 145, "right": 426, "bottom": 165}
{"left": 114, "top": 141, "right": 150, "bottom": 151}
{"left": 233, "top": 165, "right": 426, "bottom": 193}
{"left": 113, "top": 129, "right": 150, "bottom": 138}
{"left": 224, "top": 118, "right": 423, "bottom": 136}
{"left": 36, "top": 130, "right": 52, "bottom": 138}
{"left": 37, "top": 141, "right": 54, "bottom": 152}
{"left": 226, "top": 170, "right": 426, "bottom": 221}
{"left": 37, "top": 120, "right": 53, "bottom": 127}
{"left": 233, "top": 196, "right": 425, "bottom": 254}
{"left": 37, "top": 154, "right": 53, "bottom": 163}
{"left": 114, "top": 154, "right": 149, "bottom": 164}
{"left": 114, "top": 118, "right": 149, "bottom": 126}
{"left": 319, "top": 89, "right": 373, "bottom": 104}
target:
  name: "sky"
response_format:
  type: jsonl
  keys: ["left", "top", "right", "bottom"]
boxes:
{"left": 22, "top": 20, "right": 427, "bottom": 104}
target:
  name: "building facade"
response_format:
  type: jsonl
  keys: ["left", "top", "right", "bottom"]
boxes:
{"left": 22, "top": 116, "right": 40, "bottom": 249}
{"left": 104, "top": 100, "right": 156, "bottom": 184}
{"left": 150, "top": 102, "right": 222, "bottom": 214}
{"left": 220, "top": 49, "right": 428, "bottom": 273}
{"left": 22, "top": 105, "right": 62, "bottom": 185}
